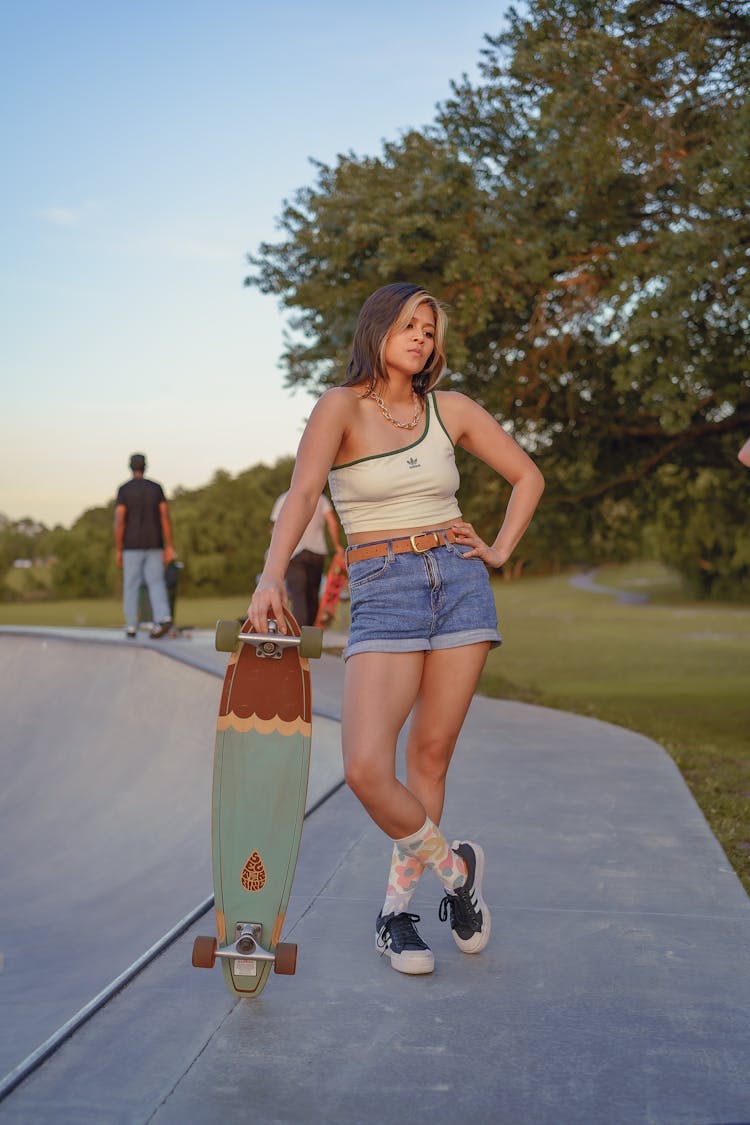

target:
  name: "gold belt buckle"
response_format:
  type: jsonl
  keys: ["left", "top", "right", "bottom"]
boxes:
{"left": 410, "top": 531, "right": 440, "bottom": 554}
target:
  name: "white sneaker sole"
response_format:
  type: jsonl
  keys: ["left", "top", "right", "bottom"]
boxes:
{"left": 450, "top": 840, "right": 491, "bottom": 954}
{"left": 375, "top": 938, "right": 435, "bottom": 975}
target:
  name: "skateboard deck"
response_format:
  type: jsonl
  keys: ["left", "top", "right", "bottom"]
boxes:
{"left": 314, "top": 557, "right": 348, "bottom": 629}
{"left": 192, "top": 610, "right": 322, "bottom": 997}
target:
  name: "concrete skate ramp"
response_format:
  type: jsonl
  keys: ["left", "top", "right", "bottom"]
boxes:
{"left": 0, "top": 634, "right": 342, "bottom": 1087}
{"left": 3, "top": 631, "right": 750, "bottom": 1123}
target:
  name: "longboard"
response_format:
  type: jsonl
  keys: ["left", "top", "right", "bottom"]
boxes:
{"left": 314, "top": 557, "right": 348, "bottom": 629}
{"left": 192, "top": 610, "right": 322, "bottom": 996}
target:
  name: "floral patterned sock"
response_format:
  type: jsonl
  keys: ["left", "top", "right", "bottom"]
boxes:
{"left": 382, "top": 842, "right": 425, "bottom": 916}
{"left": 390, "top": 817, "right": 467, "bottom": 898}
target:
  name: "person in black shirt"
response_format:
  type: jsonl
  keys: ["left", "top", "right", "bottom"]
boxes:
{"left": 114, "top": 453, "right": 175, "bottom": 638}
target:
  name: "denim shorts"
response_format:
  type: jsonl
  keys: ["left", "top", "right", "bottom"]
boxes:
{"left": 344, "top": 536, "right": 502, "bottom": 659}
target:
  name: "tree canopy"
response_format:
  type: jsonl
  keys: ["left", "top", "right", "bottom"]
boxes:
{"left": 246, "top": 0, "right": 750, "bottom": 597}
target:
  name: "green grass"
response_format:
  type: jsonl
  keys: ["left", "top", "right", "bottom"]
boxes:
{"left": 482, "top": 568, "right": 750, "bottom": 894}
{"left": 2, "top": 565, "right": 749, "bottom": 894}
{"left": 0, "top": 597, "right": 249, "bottom": 629}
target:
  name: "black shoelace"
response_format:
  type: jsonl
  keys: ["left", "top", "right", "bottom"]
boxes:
{"left": 381, "top": 912, "right": 426, "bottom": 949}
{"left": 438, "top": 888, "right": 482, "bottom": 933}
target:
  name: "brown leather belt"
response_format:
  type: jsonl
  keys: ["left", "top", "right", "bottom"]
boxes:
{"left": 346, "top": 527, "right": 459, "bottom": 565}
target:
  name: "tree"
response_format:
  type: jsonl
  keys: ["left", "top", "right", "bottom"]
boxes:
{"left": 50, "top": 505, "right": 116, "bottom": 599}
{"left": 170, "top": 458, "right": 295, "bottom": 594}
{"left": 246, "top": 0, "right": 750, "bottom": 595}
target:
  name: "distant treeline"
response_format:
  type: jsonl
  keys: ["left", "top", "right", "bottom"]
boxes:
{"left": 1, "top": 442, "right": 748, "bottom": 602}
{"left": 0, "top": 457, "right": 295, "bottom": 602}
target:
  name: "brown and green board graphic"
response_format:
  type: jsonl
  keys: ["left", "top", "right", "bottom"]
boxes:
{"left": 192, "top": 610, "right": 322, "bottom": 997}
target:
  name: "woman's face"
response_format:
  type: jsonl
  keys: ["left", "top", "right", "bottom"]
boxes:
{"left": 383, "top": 303, "right": 436, "bottom": 380}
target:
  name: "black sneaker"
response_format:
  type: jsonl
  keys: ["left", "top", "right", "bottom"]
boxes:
{"left": 438, "top": 841, "right": 491, "bottom": 954}
{"left": 375, "top": 911, "right": 434, "bottom": 975}
{"left": 149, "top": 620, "right": 172, "bottom": 639}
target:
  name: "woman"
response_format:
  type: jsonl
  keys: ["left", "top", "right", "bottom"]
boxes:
{"left": 248, "top": 282, "right": 544, "bottom": 975}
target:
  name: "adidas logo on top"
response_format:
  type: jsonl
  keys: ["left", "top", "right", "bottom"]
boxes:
{"left": 406, "top": 457, "right": 420, "bottom": 468}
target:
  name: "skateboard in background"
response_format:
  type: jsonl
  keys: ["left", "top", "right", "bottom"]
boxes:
{"left": 314, "top": 557, "right": 347, "bottom": 629}
{"left": 137, "top": 561, "right": 191, "bottom": 635}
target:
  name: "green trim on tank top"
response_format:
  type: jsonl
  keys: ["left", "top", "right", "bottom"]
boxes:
{"left": 430, "top": 392, "right": 453, "bottom": 443}
{"left": 331, "top": 393, "right": 451, "bottom": 471}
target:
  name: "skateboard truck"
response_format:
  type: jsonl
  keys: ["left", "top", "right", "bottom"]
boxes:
{"left": 215, "top": 618, "right": 323, "bottom": 660}
{"left": 245, "top": 621, "right": 292, "bottom": 661}
{"left": 192, "top": 923, "right": 298, "bottom": 976}
{"left": 226, "top": 923, "right": 276, "bottom": 963}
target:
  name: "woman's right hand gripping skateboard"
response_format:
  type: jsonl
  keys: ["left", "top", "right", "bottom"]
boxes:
{"left": 247, "top": 573, "right": 289, "bottom": 634}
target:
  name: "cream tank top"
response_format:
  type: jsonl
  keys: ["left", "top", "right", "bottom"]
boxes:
{"left": 328, "top": 392, "right": 462, "bottom": 536}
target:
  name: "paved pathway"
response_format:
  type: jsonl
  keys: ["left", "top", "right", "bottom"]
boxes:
{"left": 569, "top": 570, "right": 650, "bottom": 605}
{"left": 0, "top": 627, "right": 748, "bottom": 1124}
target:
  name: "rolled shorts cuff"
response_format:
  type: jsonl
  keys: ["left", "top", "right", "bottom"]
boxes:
{"left": 430, "top": 627, "right": 502, "bottom": 651}
{"left": 344, "top": 628, "right": 502, "bottom": 661}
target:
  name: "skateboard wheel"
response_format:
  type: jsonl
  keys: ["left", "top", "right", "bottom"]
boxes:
{"left": 273, "top": 942, "right": 297, "bottom": 975}
{"left": 192, "top": 935, "right": 217, "bottom": 969}
{"left": 215, "top": 619, "right": 241, "bottom": 653}
{"left": 298, "top": 627, "right": 323, "bottom": 660}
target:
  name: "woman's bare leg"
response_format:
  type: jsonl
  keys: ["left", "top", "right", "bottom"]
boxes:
{"left": 343, "top": 644, "right": 490, "bottom": 840}
{"left": 405, "top": 643, "right": 491, "bottom": 824}
{"left": 381, "top": 643, "right": 491, "bottom": 915}
{"left": 341, "top": 650, "right": 427, "bottom": 838}
{"left": 346, "top": 645, "right": 494, "bottom": 965}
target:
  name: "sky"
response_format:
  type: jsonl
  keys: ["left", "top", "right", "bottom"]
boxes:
{"left": 1, "top": 0, "right": 511, "bottom": 528}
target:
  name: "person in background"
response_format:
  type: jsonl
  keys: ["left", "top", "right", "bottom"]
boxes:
{"left": 270, "top": 490, "right": 345, "bottom": 625}
{"left": 114, "top": 453, "right": 175, "bottom": 639}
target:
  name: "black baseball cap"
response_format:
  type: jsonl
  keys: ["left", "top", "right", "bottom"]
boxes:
{"left": 129, "top": 453, "right": 147, "bottom": 471}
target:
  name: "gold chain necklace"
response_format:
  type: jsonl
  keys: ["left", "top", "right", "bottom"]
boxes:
{"left": 371, "top": 392, "right": 421, "bottom": 430}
